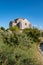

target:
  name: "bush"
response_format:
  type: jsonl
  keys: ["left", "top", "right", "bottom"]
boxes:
{"left": 23, "top": 28, "right": 40, "bottom": 42}
{"left": 9, "top": 26, "right": 19, "bottom": 32}
{"left": 0, "top": 27, "right": 5, "bottom": 31}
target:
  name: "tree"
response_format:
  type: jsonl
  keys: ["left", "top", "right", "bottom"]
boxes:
{"left": 0, "top": 27, "right": 5, "bottom": 31}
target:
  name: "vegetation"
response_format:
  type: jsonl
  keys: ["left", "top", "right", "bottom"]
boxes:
{"left": 9, "top": 26, "right": 19, "bottom": 32}
{"left": 23, "top": 28, "right": 41, "bottom": 42}
{"left": 0, "top": 27, "right": 42, "bottom": 65}
{"left": 0, "top": 26, "right": 5, "bottom": 31}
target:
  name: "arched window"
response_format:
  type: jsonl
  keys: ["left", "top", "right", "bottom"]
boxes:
{"left": 25, "top": 23, "right": 27, "bottom": 25}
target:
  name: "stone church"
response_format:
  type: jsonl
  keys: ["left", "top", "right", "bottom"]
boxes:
{"left": 9, "top": 18, "right": 32, "bottom": 29}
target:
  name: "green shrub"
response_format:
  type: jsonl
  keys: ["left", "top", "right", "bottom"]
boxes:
{"left": 9, "top": 26, "right": 19, "bottom": 32}
{"left": 23, "top": 28, "right": 40, "bottom": 43}
{"left": 0, "top": 27, "right": 5, "bottom": 31}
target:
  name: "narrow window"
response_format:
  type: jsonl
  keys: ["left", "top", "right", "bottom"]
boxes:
{"left": 25, "top": 23, "right": 27, "bottom": 25}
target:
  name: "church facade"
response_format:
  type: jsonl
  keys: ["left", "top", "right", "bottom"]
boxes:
{"left": 9, "top": 18, "right": 32, "bottom": 29}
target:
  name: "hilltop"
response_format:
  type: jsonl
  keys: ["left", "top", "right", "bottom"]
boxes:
{"left": 0, "top": 18, "right": 43, "bottom": 65}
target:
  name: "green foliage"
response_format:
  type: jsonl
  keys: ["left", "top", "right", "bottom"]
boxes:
{"left": 9, "top": 26, "right": 19, "bottom": 32}
{"left": 0, "top": 28, "right": 42, "bottom": 65}
{"left": 23, "top": 28, "right": 40, "bottom": 43}
{"left": 41, "top": 32, "right": 43, "bottom": 37}
{"left": 0, "top": 27, "right": 5, "bottom": 31}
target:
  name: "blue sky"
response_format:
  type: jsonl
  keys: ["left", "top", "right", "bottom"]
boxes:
{"left": 0, "top": 0, "right": 43, "bottom": 29}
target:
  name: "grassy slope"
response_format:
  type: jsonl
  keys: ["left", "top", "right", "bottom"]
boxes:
{"left": 0, "top": 31, "right": 43, "bottom": 65}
